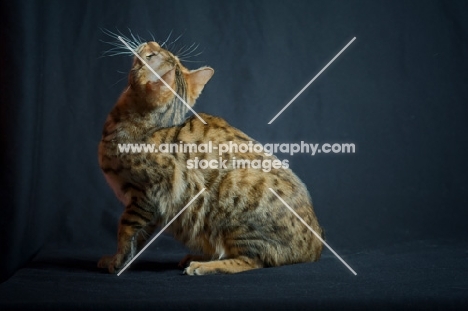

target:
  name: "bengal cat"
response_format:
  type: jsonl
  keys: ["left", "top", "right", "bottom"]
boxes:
{"left": 98, "top": 34, "right": 323, "bottom": 275}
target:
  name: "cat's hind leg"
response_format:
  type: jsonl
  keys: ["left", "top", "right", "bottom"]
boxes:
{"left": 183, "top": 256, "right": 263, "bottom": 275}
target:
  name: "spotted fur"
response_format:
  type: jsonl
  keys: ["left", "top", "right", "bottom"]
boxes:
{"left": 98, "top": 39, "right": 323, "bottom": 275}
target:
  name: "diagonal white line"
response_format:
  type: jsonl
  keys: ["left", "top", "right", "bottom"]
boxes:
{"left": 268, "top": 37, "right": 356, "bottom": 124}
{"left": 118, "top": 36, "right": 207, "bottom": 125}
{"left": 268, "top": 188, "right": 357, "bottom": 275}
{"left": 117, "top": 188, "right": 206, "bottom": 276}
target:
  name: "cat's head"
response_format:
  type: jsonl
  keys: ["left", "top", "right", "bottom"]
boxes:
{"left": 129, "top": 41, "right": 214, "bottom": 108}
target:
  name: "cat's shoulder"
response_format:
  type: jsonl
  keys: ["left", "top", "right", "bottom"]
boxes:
{"left": 185, "top": 113, "right": 229, "bottom": 127}
{"left": 185, "top": 113, "right": 246, "bottom": 132}
{"left": 146, "top": 113, "right": 247, "bottom": 144}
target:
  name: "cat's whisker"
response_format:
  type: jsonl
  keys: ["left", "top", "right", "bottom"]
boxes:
{"left": 101, "top": 27, "right": 204, "bottom": 65}
{"left": 175, "top": 45, "right": 187, "bottom": 56}
{"left": 177, "top": 42, "right": 200, "bottom": 57}
{"left": 107, "top": 52, "right": 128, "bottom": 56}
{"left": 179, "top": 51, "right": 204, "bottom": 59}
{"left": 128, "top": 28, "right": 143, "bottom": 47}
{"left": 116, "top": 28, "right": 134, "bottom": 44}
{"left": 125, "top": 42, "right": 137, "bottom": 50}
{"left": 101, "top": 49, "right": 126, "bottom": 57}
{"left": 178, "top": 59, "right": 205, "bottom": 63}
{"left": 160, "top": 29, "right": 173, "bottom": 48}
{"left": 102, "top": 45, "right": 130, "bottom": 53}
{"left": 102, "top": 28, "right": 132, "bottom": 46}
{"left": 168, "top": 30, "right": 185, "bottom": 50}
{"left": 100, "top": 28, "right": 120, "bottom": 39}
{"left": 100, "top": 46, "right": 126, "bottom": 55}
{"left": 106, "top": 51, "right": 135, "bottom": 57}
{"left": 189, "top": 50, "right": 204, "bottom": 58}
{"left": 110, "top": 51, "right": 134, "bottom": 55}
{"left": 179, "top": 50, "right": 204, "bottom": 61}
{"left": 179, "top": 49, "right": 200, "bottom": 59}
{"left": 147, "top": 30, "right": 156, "bottom": 42}
{"left": 110, "top": 75, "right": 129, "bottom": 87}
{"left": 100, "top": 40, "right": 125, "bottom": 48}
{"left": 119, "top": 36, "right": 140, "bottom": 51}
{"left": 101, "top": 43, "right": 130, "bottom": 52}
{"left": 178, "top": 44, "right": 202, "bottom": 60}
{"left": 100, "top": 28, "right": 141, "bottom": 54}
{"left": 178, "top": 42, "right": 196, "bottom": 56}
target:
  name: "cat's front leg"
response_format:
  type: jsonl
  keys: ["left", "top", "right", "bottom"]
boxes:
{"left": 135, "top": 221, "right": 158, "bottom": 251}
{"left": 97, "top": 222, "right": 139, "bottom": 273}
{"left": 98, "top": 203, "right": 153, "bottom": 273}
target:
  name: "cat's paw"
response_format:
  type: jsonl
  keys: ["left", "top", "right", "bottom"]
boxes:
{"left": 183, "top": 261, "right": 209, "bottom": 276}
{"left": 97, "top": 255, "right": 113, "bottom": 268}
{"left": 97, "top": 254, "right": 124, "bottom": 274}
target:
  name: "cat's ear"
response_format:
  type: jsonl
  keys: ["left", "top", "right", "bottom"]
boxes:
{"left": 186, "top": 67, "right": 214, "bottom": 105}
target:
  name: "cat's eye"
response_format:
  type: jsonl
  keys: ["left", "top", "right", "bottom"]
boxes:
{"left": 146, "top": 53, "right": 156, "bottom": 60}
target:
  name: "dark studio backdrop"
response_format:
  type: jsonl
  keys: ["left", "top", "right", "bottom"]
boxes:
{"left": 1, "top": 0, "right": 467, "bottom": 309}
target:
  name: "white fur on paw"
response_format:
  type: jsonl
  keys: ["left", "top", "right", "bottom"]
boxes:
{"left": 183, "top": 261, "right": 204, "bottom": 276}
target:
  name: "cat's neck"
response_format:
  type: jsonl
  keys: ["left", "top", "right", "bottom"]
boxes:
{"left": 103, "top": 85, "right": 189, "bottom": 142}
{"left": 152, "top": 96, "right": 190, "bottom": 129}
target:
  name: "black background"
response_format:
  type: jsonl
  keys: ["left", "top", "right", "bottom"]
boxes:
{"left": 1, "top": 0, "right": 467, "bottom": 309}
